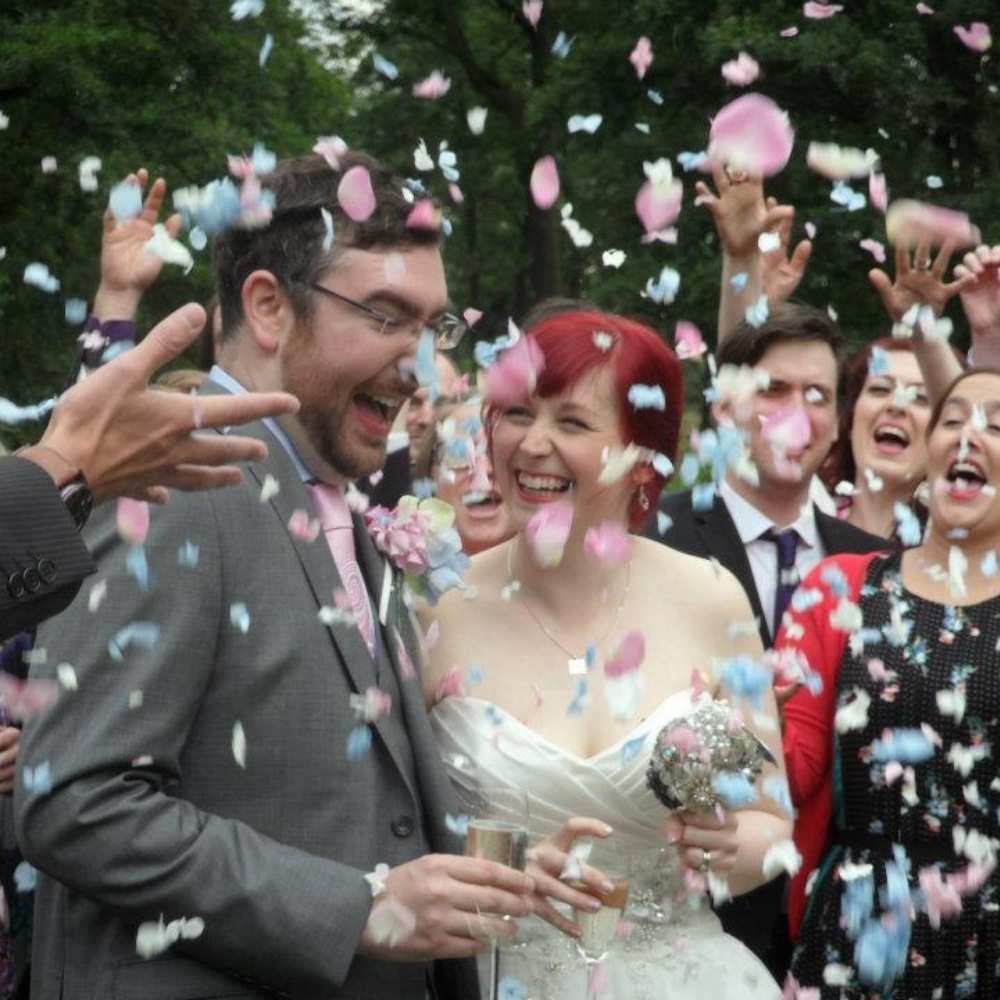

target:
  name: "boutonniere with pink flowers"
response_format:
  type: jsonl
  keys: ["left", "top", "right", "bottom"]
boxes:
{"left": 365, "top": 496, "right": 469, "bottom": 605}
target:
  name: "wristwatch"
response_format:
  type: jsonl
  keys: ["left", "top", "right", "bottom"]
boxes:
{"left": 60, "top": 472, "right": 94, "bottom": 530}
{"left": 18, "top": 445, "right": 95, "bottom": 530}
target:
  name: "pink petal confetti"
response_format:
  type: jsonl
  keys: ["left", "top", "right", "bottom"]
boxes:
{"left": 584, "top": 521, "right": 633, "bottom": 566}
{"left": 525, "top": 499, "right": 574, "bottom": 568}
{"left": 0, "top": 675, "right": 58, "bottom": 720}
{"left": 674, "top": 320, "right": 706, "bottom": 360}
{"left": 860, "top": 238, "right": 886, "bottom": 263}
{"left": 484, "top": 334, "right": 545, "bottom": 407}
{"left": 707, "top": 93, "right": 794, "bottom": 177}
{"left": 762, "top": 405, "right": 811, "bottom": 455}
{"left": 634, "top": 171, "right": 682, "bottom": 234}
{"left": 803, "top": 2, "right": 844, "bottom": 18}
{"left": 116, "top": 498, "right": 150, "bottom": 545}
{"left": 721, "top": 52, "right": 760, "bottom": 87}
{"left": 337, "top": 165, "right": 376, "bottom": 222}
{"left": 406, "top": 198, "right": 439, "bottom": 230}
{"left": 954, "top": 22, "right": 992, "bottom": 52}
{"left": 869, "top": 172, "right": 888, "bottom": 213}
{"left": 522, "top": 0, "right": 542, "bottom": 29}
{"left": 288, "top": 509, "right": 321, "bottom": 543}
{"left": 588, "top": 959, "right": 610, "bottom": 996}
{"left": 463, "top": 307, "right": 483, "bottom": 327}
{"left": 885, "top": 199, "right": 980, "bottom": 248}
{"left": 805, "top": 221, "right": 817, "bottom": 239}
{"left": 604, "top": 630, "right": 645, "bottom": 678}
{"left": 780, "top": 26, "right": 800, "bottom": 37}
{"left": 530, "top": 156, "right": 560, "bottom": 209}
{"left": 393, "top": 631, "right": 417, "bottom": 680}
{"left": 448, "top": 183, "right": 464, "bottom": 204}
{"left": 434, "top": 667, "right": 466, "bottom": 702}
{"left": 629, "top": 36, "right": 653, "bottom": 80}
{"left": 916, "top": 3, "right": 934, "bottom": 13}
{"left": 412, "top": 70, "right": 451, "bottom": 99}
{"left": 313, "top": 135, "right": 348, "bottom": 170}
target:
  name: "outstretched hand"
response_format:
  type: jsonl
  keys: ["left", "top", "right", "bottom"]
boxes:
{"left": 695, "top": 164, "right": 792, "bottom": 260}
{"left": 955, "top": 244, "right": 1000, "bottom": 333}
{"left": 95, "top": 168, "right": 183, "bottom": 318}
{"left": 868, "top": 238, "right": 975, "bottom": 323}
{"left": 29, "top": 302, "right": 299, "bottom": 503}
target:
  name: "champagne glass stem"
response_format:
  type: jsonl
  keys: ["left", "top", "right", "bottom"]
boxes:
{"left": 488, "top": 940, "right": 499, "bottom": 1000}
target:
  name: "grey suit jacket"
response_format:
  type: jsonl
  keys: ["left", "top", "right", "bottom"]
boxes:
{"left": 16, "top": 381, "right": 477, "bottom": 1000}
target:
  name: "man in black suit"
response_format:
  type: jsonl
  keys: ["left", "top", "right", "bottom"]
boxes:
{"left": 1, "top": 304, "right": 297, "bottom": 641}
{"left": 645, "top": 302, "right": 885, "bottom": 978}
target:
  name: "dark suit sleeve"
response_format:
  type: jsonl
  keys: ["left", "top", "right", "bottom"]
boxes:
{"left": 0, "top": 456, "right": 95, "bottom": 641}
{"left": 364, "top": 446, "right": 412, "bottom": 509}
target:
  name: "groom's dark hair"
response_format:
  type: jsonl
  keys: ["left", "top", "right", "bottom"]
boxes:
{"left": 214, "top": 151, "right": 443, "bottom": 340}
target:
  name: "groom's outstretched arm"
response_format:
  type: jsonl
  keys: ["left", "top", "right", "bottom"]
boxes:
{"left": 14, "top": 491, "right": 374, "bottom": 995}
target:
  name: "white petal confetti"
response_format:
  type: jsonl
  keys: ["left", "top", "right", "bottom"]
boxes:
{"left": 232, "top": 722, "right": 247, "bottom": 768}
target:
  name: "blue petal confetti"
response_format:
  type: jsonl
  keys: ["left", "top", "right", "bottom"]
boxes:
{"left": 679, "top": 453, "right": 700, "bottom": 487}
{"left": 644, "top": 266, "right": 681, "bottom": 305}
{"left": 820, "top": 564, "right": 849, "bottom": 598}
{"left": 259, "top": 33, "right": 274, "bottom": 67}
{"left": 346, "top": 725, "right": 372, "bottom": 761}
{"left": 551, "top": 32, "right": 574, "bottom": 58}
{"left": 0, "top": 395, "right": 56, "bottom": 425}
{"left": 656, "top": 511, "right": 673, "bottom": 535}
{"left": 647, "top": 89, "right": 664, "bottom": 105}
{"left": 108, "top": 622, "right": 160, "bottom": 662}
{"left": 628, "top": 384, "right": 666, "bottom": 411}
{"left": 412, "top": 477, "right": 436, "bottom": 499}
{"left": 729, "top": 271, "right": 749, "bottom": 292}
{"left": 230, "top": 0, "right": 264, "bottom": 19}
{"left": 445, "top": 813, "right": 470, "bottom": 836}
{"left": 188, "top": 226, "right": 208, "bottom": 251}
{"left": 791, "top": 588, "right": 823, "bottom": 613}
{"left": 484, "top": 703, "right": 504, "bottom": 727}
{"left": 64, "top": 298, "right": 88, "bottom": 324}
{"left": 868, "top": 346, "right": 891, "bottom": 377}
{"left": 13, "top": 862, "right": 37, "bottom": 893}
{"left": 712, "top": 770, "right": 757, "bottom": 808}
{"left": 498, "top": 977, "right": 529, "bottom": 1000}
{"left": 108, "top": 181, "right": 143, "bottom": 222}
{"left": 415, "top": 328, "right": 439, "bottom": 401}
{"left": 745, "top": 293, "right": 769, "bottom": 328}
{"left": 178, "top": 541, "right": 200, "bottom": 568}
{"left": 320, "top": 207, "right": 334, "bottom": 252}
{"left": 715, "top": 655, "right": 772, "bottom": 707}
{"left": 621, "top": 734, "right": 647, "bottom": 764}
{"left": 691, "top": 483, "right": 716, "bottom": 511}
{"left": 893, "top": 502, "right": 922, "bottom": 547}
{"left": 466, "top": 663, "right": 485, "bottom": 686}
{"left": 677, "top": 150, "right": 708, "bottom": 172}
{"left": 869, "top": 728, "right": 935, "bottom": 764}
{"left": 125, "top": 545, "right": 149, "bottom": 591}
{"left": 567, "top": 678, "right": 589, "bottom": 717}
{"left": 230, "top": 602, "right": 250, "bottom": 634}
{"left": 830, "top": 181, "right": 866, "bottom": 212}
{"left": 652, "top": 452, "right": 673, "bottom": 477}
{"left": 22, "top": 762, "right": 52, "bottom": 795}
{"left": 982, "top": 550, "right": 998, "bottom": 578}
{"left": 372, "top": 52, "right": 399, "bottom": 80}
{"left": 584, "top": 643, "right": 598, "bottom": 671}
{"left": 23, "top": 262, "right": 60, "bottom": 293}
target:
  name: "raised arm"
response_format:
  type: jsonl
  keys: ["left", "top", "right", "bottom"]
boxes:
{"left": 868, "top": 238, "right": 974, "bottom": 404}
{"left": 956, "top": 243, "right": 1000, "bottom": 368}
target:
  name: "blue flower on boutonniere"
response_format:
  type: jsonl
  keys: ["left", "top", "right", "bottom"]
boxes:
{"left": 365, "top": 496, "right": 469, "bottom": 606}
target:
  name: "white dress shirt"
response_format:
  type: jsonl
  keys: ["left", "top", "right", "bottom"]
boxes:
{"left": 718, "top": 478, "right": 826, "bottom": 639}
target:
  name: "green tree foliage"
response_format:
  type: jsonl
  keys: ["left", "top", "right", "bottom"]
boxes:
{"left": 310, "top": 0, "right": 998, "bottom": 387}
{"left": 0, "top": 0, "right": 349, "bottom": 442}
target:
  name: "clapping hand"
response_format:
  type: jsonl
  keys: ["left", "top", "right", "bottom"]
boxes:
{"left": 94, "top": 168, "right": 183, "bottom": 319}
{"left": 868, "top": 238, "right": 975, "bottom": 323}
{"left": 760, "top": 198, "right": 813, "bottom": 305}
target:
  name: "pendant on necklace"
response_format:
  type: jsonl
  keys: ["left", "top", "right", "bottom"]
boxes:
{"left": 567, "top": 657, "right": 587, "bottom": 676}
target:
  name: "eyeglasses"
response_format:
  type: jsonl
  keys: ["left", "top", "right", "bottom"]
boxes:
{"left": 311, "top": 284, "right": 466, "bottom": 350}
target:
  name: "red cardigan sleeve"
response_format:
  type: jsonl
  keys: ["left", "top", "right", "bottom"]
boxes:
{"left": 775, "top": 550, "right": 884, "bottom": 939}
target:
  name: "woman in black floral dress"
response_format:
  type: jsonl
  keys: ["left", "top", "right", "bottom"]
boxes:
{"left": 778, "top": 369, "right": 1000, "bottom": 999}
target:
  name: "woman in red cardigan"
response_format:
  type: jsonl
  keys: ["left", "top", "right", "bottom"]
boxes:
{"left": 777, "top": 368, "right": 1000, "bottom": 998}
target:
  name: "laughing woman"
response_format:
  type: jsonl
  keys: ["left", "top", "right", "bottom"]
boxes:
{"left": 779, "top": 368, "right": 1000, "bottom": 998}
{"left": 421, "top": 309, "right": 789, "bottom": 999}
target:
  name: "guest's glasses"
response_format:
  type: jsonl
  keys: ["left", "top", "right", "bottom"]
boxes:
{"left": 311, "top": 283, "right": 466, "bottom": 349}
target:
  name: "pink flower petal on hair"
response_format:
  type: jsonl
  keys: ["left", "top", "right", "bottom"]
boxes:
{"left": 604, "top": 630, "right": 645, "bottom": 678}
{"left": 721, "top": 51, "right": 760, "bottom": 87}
{"left": 463, "top": 307, "right": 483, "bottom": 327}
{"left": 406, "top": 198, "right": 439, "bottom": 230}
{"left": 780, "top": 26, "right": 800, "bottom": 37}
{"left": 525, "top": 499, "right": 574, "bottom": 568}
{"left": 313, "top": 135, "right": 348, "bottom": 170}
{"left": 584, "top": 521, "right": 633, "bottom": 566}
{"left": 337, "top": 165, "right": 376, "bottom": 222}
{"left": 116, "top": 498, "right": 149, "bottom": 545}
{"left": 635, "top": 177, "right": 682, "bottom": 235}
{"left": 530, "top": 156, "right": 560, "bottom": 209}
{"left": 869, "top": 172, "right": 888, "bottom": 213}
{"left": 860, "top": 238, "right": 886, "bottom": 263}
{"left": 484, "top": 335, "right": 545, "bottom": 407}
{"left": 522, "top": 0, "right": 542, "bottom": 29}
{"left": 803, "top": 2, "right": 843, "bottom": 18}
{"left": 954, "top": 22, "right": 992, "bottom": 53}
{"left": 629, "top": 37, "right": 654, "bottom": 80}
{"left": 885, "top": 199, "right": 980, "bottom": 248}
{"left": 412, "top": 70, "right": 451, "bottom": 99}
{"left": 675, "top": 320, "right": 707, "bottom": 360}
{"left": 762, "top": 405, "right": 811, "bottom": 455}
{"left": 707, "top": 93, "right": 795, "bottom": 177}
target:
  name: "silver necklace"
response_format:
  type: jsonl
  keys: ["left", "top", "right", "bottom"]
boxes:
{"left": 506, "top": 539, "right": 632, "bottom": 676}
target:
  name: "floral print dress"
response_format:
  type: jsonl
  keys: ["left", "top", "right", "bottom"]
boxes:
{"left": 790, "top": 551, "right": 1000, "bottom": 999}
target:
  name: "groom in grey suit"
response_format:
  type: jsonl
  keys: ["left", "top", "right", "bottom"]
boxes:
{"left": 16, "top": 151, "right": 533, "bottom": 998}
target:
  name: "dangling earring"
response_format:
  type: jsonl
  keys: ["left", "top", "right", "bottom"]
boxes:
{"left": 639, "top": 487, "right": 650, "bottom": 512}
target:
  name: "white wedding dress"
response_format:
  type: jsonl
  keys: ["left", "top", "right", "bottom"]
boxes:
{"left": 431, "top": 691, "right": 780, "bottom": 1000}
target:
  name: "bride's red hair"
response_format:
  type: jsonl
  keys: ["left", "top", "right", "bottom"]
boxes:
{"left": 485, "top": 308, "right": 683, "bottom": 531}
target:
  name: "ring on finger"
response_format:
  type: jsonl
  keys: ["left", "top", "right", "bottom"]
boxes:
{"left": 698, "top": 848, "right": 712, "bottom": 873}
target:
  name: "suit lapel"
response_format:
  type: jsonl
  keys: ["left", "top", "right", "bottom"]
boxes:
{"left": 694, "top": 496, "right": 771, "bottom": 647}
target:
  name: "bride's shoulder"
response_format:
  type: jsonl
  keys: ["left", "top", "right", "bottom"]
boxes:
{"left": 632, "top": 536, "right": 751, "bottom": 613}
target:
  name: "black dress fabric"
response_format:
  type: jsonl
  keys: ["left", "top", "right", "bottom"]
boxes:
{"left": 790, "top": 550, "right": 1000, "bottom": 999}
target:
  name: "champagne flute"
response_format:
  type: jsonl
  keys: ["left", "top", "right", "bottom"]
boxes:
{"left": 571, "top": 841, "right": 631, "bottom": 1000}
{"left": 463, "top": 786, "right": 529, "bottom": 1000}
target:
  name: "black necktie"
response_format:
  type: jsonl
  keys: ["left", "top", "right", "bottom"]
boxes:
{"left": 763, "top": 528, "right": 799, "bottom": 634}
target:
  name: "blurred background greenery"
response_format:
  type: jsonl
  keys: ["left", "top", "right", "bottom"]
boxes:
{"left": 1, "top": 0, "right": 996, "bottom": 449}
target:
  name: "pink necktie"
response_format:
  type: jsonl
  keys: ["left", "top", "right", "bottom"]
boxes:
{"left": 307, "top": 482, "right": 376, "bottom": 655}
